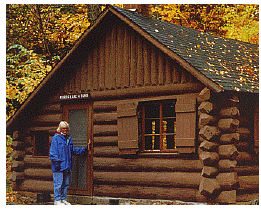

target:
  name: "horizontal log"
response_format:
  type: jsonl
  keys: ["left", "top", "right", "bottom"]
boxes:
{"left": 25, "top": 146, "right": 34, "bottom": 155}
{"left": 219, "top": 96, "right": 239, "bottom": 107}
{"left": 9, "top": 171, "right": 25, "bottom": 182}
{"left": 93, "top": 157, "right": 203, "bottom": 172}
{"left": 28, "top": 126, "right": 57, "bottom": 132}
{"left": 24, "top": 136, "right": 33, "bottom": 146}
{"left": 93, "top": 136, "right": 118, "bottom": 146}
{"left": 94, "top": 104, "right": 117, "bottom": 113}
{"left": 94, "top": 146, "right": 119, "bottom": 157}
{"left": 219, "top": 107, "right": 240, "bottom": 119}
{"left": 32, "top": 113, "right": 62, "bottom": 123}
{"left": 93, "top": 171, "right": 201, "bottom": 188}
{"left": 237, "top": 127, "right": 251, "bottom": 141}
{"left": 94, "top": 184, "right": 207, "bottom": 202}
{"left": 11, "top": 160, "right": 25, "bottom": 172}
{"left": 198, "top": 101, "right": 219, "bottom": 114}
{"left": 24, "top": 155, "right": 51, "bottom": 168}
{"left": 216, "top": 190, "right": 236, "bottom": 204}
{"left": 236, "top": 142, "right": 249, "bottom": 152}
{"left": 41, "top": 103, "right": 61, "bottom": 113}
{"left": 238, "top": 116, "right": 249, "bottom": 127}
{"left": 235, "top": 165, "right": 259, "bottom": 176}
{"left": 92, "top": 83, "right": 203, "bottom": 100}
{"left": 199, "top": 113, "right": 218, "bottom": 126}
{"left": 199, "top": 125, "right": 221, "bottom": 141}
{"left": 218, "top": 118, "right": 239, "bottom": 132}
{"left": 235, "top": 152, "right": 257, "bottom": 165}
{"left": 13, "top": 179, "right": 53, "bottom": 193}
{"left": 93, "top": 112, "right": 117, "bottom": 125}
{"left": 24, "top": 168, "right": 53, "bottom": 180}
{"left": 238, "top": 175, "right": 259, "bottom": 193}
{"left": 11, "top": 141, "right": 24, "bottom": 150}
{"left": 236, "top": 193, "right": 259, "bottom": 202}
{"left": 93, "top": 125, "right": 118, "bottom": 136}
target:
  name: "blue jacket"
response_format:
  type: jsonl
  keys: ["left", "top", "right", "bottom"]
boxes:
{"left": 49, "top": 133, "right": 86, "bottom": 172}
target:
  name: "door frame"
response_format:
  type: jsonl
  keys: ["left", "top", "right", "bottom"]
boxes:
{"left": 63, "top": 101, "right": 93, "bottom": 196}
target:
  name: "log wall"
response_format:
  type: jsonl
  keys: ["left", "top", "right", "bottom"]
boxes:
{"left": 92, "top": 97, "right": 206, "bottom": 202}
{"left": 198, "top": 88, "right": 259, "bottom": 204}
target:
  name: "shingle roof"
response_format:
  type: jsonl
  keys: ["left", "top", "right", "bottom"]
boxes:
{"left": 112, "top": 5, "right": 259, "bottom": 93}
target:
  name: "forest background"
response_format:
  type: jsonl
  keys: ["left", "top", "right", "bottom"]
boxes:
{"left": 5, "top": 3, "right": 259, "bottom": 204}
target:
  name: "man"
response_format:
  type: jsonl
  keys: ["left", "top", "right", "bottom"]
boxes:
{"left": 49, "top": 121, "right": 89, "bottom": 205}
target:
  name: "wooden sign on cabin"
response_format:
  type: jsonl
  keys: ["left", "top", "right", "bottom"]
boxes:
{"left": 59, "top": 93, "right": 90, "bottom": 101}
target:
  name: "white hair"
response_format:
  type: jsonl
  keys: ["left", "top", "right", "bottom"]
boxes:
{"left": 57, "top": 121, "right": 70, "bottom": 132}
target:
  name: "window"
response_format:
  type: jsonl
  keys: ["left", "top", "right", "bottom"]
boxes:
{"left": 117, "top": 96, "right": 196, "bottom": 155}
{"left": 34, "top": 131, "right": 49, "bottom": 156}
{"left": 140, "top": 100, "right": 177, "bottom": 152}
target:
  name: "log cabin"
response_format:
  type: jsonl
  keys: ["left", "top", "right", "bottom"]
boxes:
{"left": 6, "top": 5, "right": 259, "bottom": 204}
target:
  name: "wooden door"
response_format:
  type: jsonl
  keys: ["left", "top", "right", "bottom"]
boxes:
{"left": 63, "top": 102, "right": 93, "bottom": 195}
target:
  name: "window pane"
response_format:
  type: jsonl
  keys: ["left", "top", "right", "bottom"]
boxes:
{"left": 162, "top": 118, "right": 176, "bottom": 134}
{"left": 145, "top": 136, "right": 152, "bottom": 150}
{"left": 145, "top": 103, "right": 160, "bottom": 118}
{"left": 162, "top": 101, "right": 176, "bottom": 118}
{"left": 145, "top": 135, "right": 160, "bottom": 150}
{"left": 145, "top": 119, "right": 160, "bottom": 134}
{"left": 166, "top": 135, "right": 175, "bottom": 149}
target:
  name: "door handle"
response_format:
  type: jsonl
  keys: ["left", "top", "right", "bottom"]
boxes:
{"left": 88, "top": 139, "right": 91, "bottom": 154}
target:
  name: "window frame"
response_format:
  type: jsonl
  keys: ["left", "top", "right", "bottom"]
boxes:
{"left": 139, "top": 100, "right": 178, "bottom": 153}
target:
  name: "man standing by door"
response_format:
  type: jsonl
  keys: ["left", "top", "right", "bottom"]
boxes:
{"left": 49, "top": 121, "right": 90, "bottom": 205}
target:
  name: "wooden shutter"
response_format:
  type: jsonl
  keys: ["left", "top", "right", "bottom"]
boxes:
{"left": 117, "top": 102, "right": 139, "bottom": 155}
{"left": 175, "top": 96, "right": 197, "bottom": 153}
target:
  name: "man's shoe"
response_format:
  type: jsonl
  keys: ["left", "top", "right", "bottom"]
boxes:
{"left": 54, "top": 200, "right": 65, "bottom": 205}
{"left": 62, "top": 200, "right": 71, "bottom": 205}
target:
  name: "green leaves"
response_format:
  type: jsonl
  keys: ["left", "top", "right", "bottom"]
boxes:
{"left": 6, "top": 44, "right": 52, "bottom": 120}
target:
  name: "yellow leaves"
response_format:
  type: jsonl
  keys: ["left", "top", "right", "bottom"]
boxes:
{"left": 206, "top": 62, "right": 215, "bottom": 67}
{"left": 6, "top": 45, "right": 53, "bottom": 120}
{"left": 8, "top": 86, "right": 17, "bottom": 98}
{"left": 46, "top": 65, "right": 52, "bottom": 72}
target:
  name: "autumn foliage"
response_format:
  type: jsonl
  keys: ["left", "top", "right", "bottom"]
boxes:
{"left": 6, "top": 4, "right": 259, "bottom": 120}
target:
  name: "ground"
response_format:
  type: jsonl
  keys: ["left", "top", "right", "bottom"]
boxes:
{"left": 6, "top": 191, "right": 259, "bottom": 205}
